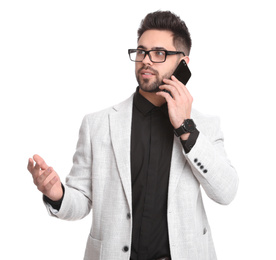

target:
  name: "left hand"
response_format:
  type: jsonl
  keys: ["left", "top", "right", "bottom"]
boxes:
{"left": 156, "top": 75, "right": 193, "bottom": 129}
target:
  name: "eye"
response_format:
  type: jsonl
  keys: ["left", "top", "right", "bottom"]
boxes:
{"left": 155, "top": 51, "right": 165, "bottom": 56}
{"left": 137, "top": 49, "right": 145, "bottom": 55}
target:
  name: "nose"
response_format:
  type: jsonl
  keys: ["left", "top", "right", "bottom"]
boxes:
{"left": 142, "top": 52, "right": 153, "bottom": 65}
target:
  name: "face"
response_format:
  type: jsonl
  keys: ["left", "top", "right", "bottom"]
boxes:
{"left": 135, "top": 29, "right": 183, "bottom": 93}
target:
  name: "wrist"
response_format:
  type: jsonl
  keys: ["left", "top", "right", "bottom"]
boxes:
{"left": 174, "top": 119, "right": 196, "bottom": 137}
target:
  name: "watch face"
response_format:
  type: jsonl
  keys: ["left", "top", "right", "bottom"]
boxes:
{"left": 184, "top": 119, "right": 196, "bottom": 132}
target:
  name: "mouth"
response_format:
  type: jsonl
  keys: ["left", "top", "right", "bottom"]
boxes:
{"left": 140, "top": 69, "right": 156, "bottom": 79}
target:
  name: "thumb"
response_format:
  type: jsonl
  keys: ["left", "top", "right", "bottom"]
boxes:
{"left": 33, "top": 154, "right": 49, "bottom": 170}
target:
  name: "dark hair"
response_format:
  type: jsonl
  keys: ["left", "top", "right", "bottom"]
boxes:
{"left": 138, "top": 11, "right": 192, "bottom": 55}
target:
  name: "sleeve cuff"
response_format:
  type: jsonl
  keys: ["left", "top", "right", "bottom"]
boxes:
{"left": 180, "top": 129, "right": 199, "bottom": 153}
{"left": 43, "top": 183, "right": 65, "bottom": 211}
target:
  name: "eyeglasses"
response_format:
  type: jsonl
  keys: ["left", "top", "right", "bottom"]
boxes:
{"left": 128, "top": 49, "right": 185, "bottom": 63}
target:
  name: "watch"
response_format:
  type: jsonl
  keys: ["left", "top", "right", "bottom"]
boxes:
{"left": 174, "top": 119, "right": 196, "bottom": 137}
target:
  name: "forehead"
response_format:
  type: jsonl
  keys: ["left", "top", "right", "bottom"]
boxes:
{"left": 138, "top": 29, "right": 175, "bottom": 50}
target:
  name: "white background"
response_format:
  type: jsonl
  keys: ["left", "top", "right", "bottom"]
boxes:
{"left": 1, "top": 0, "right": 276, "bottom": 259}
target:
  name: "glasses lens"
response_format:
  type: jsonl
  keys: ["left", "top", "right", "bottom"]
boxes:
{"left": 129, "top": 49, "right": 144, "bottom": 62}
{"left": 150, "top": 50, "right": 166, "bottom": 62}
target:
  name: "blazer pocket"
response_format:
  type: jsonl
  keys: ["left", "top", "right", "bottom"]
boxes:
{"left": 84, "top": 235, "right": 103, "bottom": 260}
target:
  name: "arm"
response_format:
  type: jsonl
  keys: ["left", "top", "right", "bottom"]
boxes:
{"left": 27, "top": 115, "right": 93, "bottom": 220}
{"left": 157, "top": 75, "right": 238, "bottom": 205}
{"left": 184, "top": 117, "right": 238, "bottom": 205}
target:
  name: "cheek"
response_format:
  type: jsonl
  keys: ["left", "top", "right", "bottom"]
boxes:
{"left": 162, "top": 60, "right": 179, "bottom": 78}
{"left": 160, "top": 67, "right": 175, "bottom": 80}
{"left": 135, "top": 62, "right": 142, "bottom": 72}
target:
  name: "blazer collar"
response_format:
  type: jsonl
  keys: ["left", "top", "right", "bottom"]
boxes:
{"left": 109, "top": 94, "right": 134, "bottom": 210}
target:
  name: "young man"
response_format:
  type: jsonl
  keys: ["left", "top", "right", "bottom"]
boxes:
{"left": 27, "top": 11, "right": 238, "bottom": 260}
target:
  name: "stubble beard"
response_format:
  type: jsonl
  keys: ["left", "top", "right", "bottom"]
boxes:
{"left": 136, "top": 66, "right": 174, "bottom": 93}
{"left": 138, "top": 77, "right": 162, "bottom": 93}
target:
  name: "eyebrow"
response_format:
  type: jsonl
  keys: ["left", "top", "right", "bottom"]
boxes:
{"left": 137, "top": 45, "right": 167, "bottom": 51}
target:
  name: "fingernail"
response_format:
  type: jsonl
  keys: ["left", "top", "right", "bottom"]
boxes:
{"left": 47, "top": 168, "right": 52, "bottom": 173}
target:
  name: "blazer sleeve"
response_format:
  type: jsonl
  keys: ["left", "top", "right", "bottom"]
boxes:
{"left": 44, "top": 115, "right": 93, "bottom": 220}
{"left": 184, "top": 116, "right": 239, "bottom": 205}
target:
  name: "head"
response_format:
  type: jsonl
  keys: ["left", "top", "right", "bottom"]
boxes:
{"left": 134, "top": 11, "right": 192, "bottom": 93}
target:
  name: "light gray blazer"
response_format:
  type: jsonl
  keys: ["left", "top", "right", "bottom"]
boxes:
{"left": 45, "top": 94, "right": 238, "bottom": 260}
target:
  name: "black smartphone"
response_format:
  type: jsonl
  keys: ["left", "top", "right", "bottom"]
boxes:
{"left": 172, "top": 59, "right": 191, "bottom": 85}
{"left": 162, "top": 59, "right": 191, "bottom": 96}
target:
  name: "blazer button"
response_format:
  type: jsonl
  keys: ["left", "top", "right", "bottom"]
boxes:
{"left": 122, "top": 246, "right": 129, "bottom": 252}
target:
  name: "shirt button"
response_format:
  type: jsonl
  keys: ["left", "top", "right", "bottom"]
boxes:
{"left": 122, "top": 246, "right": 129, "bottom": 252}
{"left": 127, "top": 213, "right": 131, "bottom": 219}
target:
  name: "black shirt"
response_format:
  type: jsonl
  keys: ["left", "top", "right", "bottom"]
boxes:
{"left": 130, "top": 88, "right": 174, "bottom": 260}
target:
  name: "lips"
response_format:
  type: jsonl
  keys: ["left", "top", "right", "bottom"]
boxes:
{"left": 141, "top": 69, "right": 154, "bottom": 75}
{"left": 139, "top": 68, "right": 158, "bottom": 79}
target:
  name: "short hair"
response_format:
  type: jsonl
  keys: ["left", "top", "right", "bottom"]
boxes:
{"left": 137, "top": 11, "right": 192, "bottom": 55}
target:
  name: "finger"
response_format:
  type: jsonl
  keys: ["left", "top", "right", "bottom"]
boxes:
{"left": 171, "top": 76, "right": 191, "bottom": 97}
{"left": 169, "top": 76, "right": 187, "bottom": 95}
{"left": 44, "top": 176, "right": 59, "bottom": 193}
{"left": 28, "top": 158, "right": 40, "bottom": 178}
{"left": 162, "top": 78, "right": 184, "bottom": 98}
{"left": 166, "top": 76, "right": 193, "bottom": 106}
{"left": 156, "top": 88, "right": 174, "bottom": 102}
{"left": 33, "top": 154, "right": 49, "bottom": 170}
{"left": 36, "top": 167, "right": 53, "bottom": 189}
{"left": 27, "top": 158, "right": 34, "bottom": 172}
{"left": 159, "top": 83, "right": 180, "bottom": 100}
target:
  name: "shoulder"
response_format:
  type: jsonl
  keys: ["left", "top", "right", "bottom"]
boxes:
{"left": 82, "top": 94, "right": 134, "bottom": 125}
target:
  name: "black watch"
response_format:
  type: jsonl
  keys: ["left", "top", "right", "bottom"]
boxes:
{"left": 174, "top": 119, "right": 196, "bottom": 137}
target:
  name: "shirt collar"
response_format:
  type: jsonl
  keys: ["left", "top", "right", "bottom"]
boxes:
{"left": 133, "top": 87, "right": 169, "bottom": 117}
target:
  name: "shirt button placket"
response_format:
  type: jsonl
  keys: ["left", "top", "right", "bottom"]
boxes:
{"left": 122, "top": 246, "right": 129, "bottom": 252}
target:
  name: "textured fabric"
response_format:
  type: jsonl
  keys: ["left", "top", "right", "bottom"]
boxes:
{"left": 44, "top": 94, "right": 238, "bottom": 260}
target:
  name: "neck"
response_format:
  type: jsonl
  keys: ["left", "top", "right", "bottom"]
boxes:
{"left": 139, "top": 88, "right": 166, "bottom": 107}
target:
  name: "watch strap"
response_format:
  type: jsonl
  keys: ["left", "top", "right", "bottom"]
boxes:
{"left": 174, "top": 119, "right": 196, "bottom": 137}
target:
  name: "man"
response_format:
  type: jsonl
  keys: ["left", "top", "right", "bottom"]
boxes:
{"left": 27, "top": 11, "right": 238, "bottom": 260}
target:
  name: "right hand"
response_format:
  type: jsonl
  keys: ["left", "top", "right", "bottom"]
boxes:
{"left": 27, "top": 154, "right": 63, "bottom": 201}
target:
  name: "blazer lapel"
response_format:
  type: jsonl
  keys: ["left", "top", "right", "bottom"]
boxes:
{"left": 109, "top": 95, "right": 134, "bottom": 210}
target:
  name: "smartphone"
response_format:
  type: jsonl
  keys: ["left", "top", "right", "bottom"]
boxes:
{"left": 162, "top": 59, "right": 191, "bottom": 96}
{"left": 172, "top": 59, "right": 191, "bottom": 85}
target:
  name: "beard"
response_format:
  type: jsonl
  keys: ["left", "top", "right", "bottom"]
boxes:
{"left": 136, "top": 66, "right": 173, "bottom": 93}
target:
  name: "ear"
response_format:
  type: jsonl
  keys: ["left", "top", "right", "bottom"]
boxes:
{"left": 182, "top": 56, "right": 190, "bottom": 65}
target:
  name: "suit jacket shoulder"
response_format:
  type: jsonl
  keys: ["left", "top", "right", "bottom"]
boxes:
{"left": 83, "top": 94, "right": 134, "bottom": 127}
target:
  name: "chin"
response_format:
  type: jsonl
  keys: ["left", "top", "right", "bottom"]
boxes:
{"left": 138, "top": 79, "right": 161, "bottom": 93}
{"left": 140, "top": 86, "right": 160, "bottom": 93}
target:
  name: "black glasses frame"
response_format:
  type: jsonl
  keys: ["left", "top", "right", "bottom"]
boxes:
{"left": 128, "top": 49, "right": 185, "bottom": 63}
